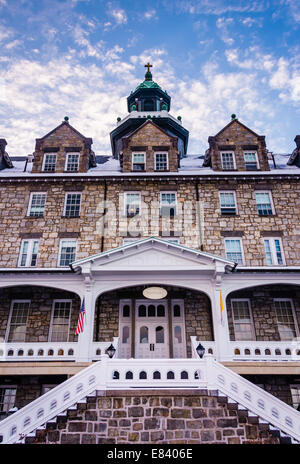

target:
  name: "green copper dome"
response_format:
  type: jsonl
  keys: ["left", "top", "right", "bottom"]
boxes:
{"left": 135, "top": 79, "right": 162, "bottom": 91}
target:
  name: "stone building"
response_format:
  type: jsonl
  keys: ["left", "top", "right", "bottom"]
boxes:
{"left": 0, "top": 66, "right": 299, "bottom": 445}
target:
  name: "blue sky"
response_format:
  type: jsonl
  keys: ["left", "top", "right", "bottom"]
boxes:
{"left": 0, "top": 0, "right": 300, "bottom": 156}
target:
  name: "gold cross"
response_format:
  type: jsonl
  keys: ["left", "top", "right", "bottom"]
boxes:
{"left": 145, "top": 62, "right": 152, "bottom": 73}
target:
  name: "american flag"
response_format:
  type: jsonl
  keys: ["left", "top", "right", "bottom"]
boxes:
{"left": 75, "top": 299, "right": 85, "bottom": 335}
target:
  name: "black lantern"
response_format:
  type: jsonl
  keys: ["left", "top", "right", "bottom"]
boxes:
{"left": 196, "top": 343, "right": 205, "bottom": 359}
{"left": 106, "top": 344, "right": 116, "bottom": 358}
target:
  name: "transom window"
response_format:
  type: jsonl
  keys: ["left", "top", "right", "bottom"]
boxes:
{"left": 137, "top": 303, "right": 166, "bottom": 318}
{"left": 0, "top": 387, "right": 17, "bottom": 419}
{"left": 160, "top": 192, "right": 177, "bottom": 217}
{"left": 7, "top": 301, "right": 30, "bottom": 342}
{"left": 155, "top": 153, "right": 168, "bottom": 171}
{"left": 255, "top": 192, "right": 274, "bottom": 215}
{"left": 43, "top": 154, "right": 57, "bottom": 172}
{"left": 274, "top": 299, "right": 298, "bottom": 341}
{"left": 231, "top": 299, "right": 254, "bottom": 341}
{"left": 58, "top": 239, "right": 77, "bottom": 267}
{"left": 244, "top": 152, "right": 258, "bottom": 170}
{"left": 221, "top": 152, "right": 235, "bottom": 170}
{"left": 132, "top": 153, "right": 145, "bottom": 171}
{"left": 50, "top": 300, "right": 72, "bottom": 342}
{"left": 225, "top": 239, "right": 244, "bottom": 264}
{"left": 219, "top": 191, "right": 237, "bottom": 214}
{"left": 18, "top": 239, "right": 39, "bottom": 267}
{"left": 64, "top": 193, "right": 81, "bottom": 217}
{"left": 28, "top": 193, "right": 46, "bottom": 217}
{"left": 264, "top": 238, "right": 284, "bottom": 265}
{"left": 65, "top": 153, "right": 80, "bottom": 172}
{"left": 124, "top": 192, "right": 141, "bottom": 217}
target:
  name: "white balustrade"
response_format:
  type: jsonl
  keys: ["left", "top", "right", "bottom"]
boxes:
{"left": 190, "top": 337, "right": 216, "bottom": 358}
{"left": 229, "top": 341, "right": 300, "bottom": 361}
{"left": 91, "top": 338, "right": 119, "bottom": 360}
{"left": 0, "top": 342, "right": 78, "bottom": 361}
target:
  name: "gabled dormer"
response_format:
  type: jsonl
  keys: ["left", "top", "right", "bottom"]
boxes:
{"left": 32, "top": 117, "right": 96, "bottom": 174}
{"left": 203, "top": 115, "right": 270, "bottom": 172}
{"left": 120, "top": 119, "right": 179, "bottom": 173}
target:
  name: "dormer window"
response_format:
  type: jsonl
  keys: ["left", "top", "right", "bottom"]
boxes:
{"left": 65, "top": 153, "right": 79, "bottom": 172}
{"left": 155, "top": 153, "right": 168, "bottom": 171}
{"left": 42, "top": 153, "right": 57, "bottom": 172}
{"left": 221, "top": 152, "right": 235, "bottom": 170}
{"left": 244, "top": 152, "right": 259, "bottom": 170}
{"left": 132, "top": 153, "right": 145, "bottom": 171}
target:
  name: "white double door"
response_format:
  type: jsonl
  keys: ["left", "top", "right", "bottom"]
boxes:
{"left": 135, "top": 300, "right": 169, "bottom": 358}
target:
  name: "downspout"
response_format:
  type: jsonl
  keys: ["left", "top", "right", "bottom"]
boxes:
{"left": 195, "top": 180, "right": 204, "bottom": 251}
{"left": 101, "top": 179, "right": 107, "bottom": 253}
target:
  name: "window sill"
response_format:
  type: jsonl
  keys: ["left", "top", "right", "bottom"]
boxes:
{"left": 26, "top": 216, "right": 44, "bottom": 219}
{"left": 61, "top": 216, "right": 80, "bottom": 219}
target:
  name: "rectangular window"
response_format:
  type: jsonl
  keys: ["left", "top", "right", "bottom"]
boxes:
{"left": 225, "top": 239, "right": 244, "bottom": 264}
{"left": 264, "top": 238, "right": 284, "bottom": 265}
{"left": 219, "top": 191, "right": 237, "bottom": 214}
{"left": 6, "top": 301, "right": 30, "bottom": 342}
{"left": 155, "top": 153, "right": 168, "bottom": 171}
{"left": 132, "top": 153, "right": 145, "bottom": 171}
{"left": 43, "top": 154, "right": 57, "bottom": 172}
{"left": 231, "top": 299, "right": 255, "bottom": 340}
{"left": 274, "top": 299, "right": 298, "bottom": 341}
{"left": 18, "top": 240, "right": 39, "bottom": 267}
{"left": 28, "top": 192, "right": 46, "bottom": 217}
{"left": 290, "top": 385, "right": 300, "bottom": 410}
{"left": 64, "top": 193, "right": 81, "bottom": 217}
{"left": 244, "top": 152, "right": 259, "bottom": 170}
{"left": 0, "top": 387, "right": 17, "bottom": 420}
{"left": 49, "top": 300, "right": 72, "bottom": 342}
{"left": 124, "top": 192, "right": 141, "bottom": 217}
{"left": 255, "top": 191, "right": 274, "bottom": 215}
{"left": 160, "top": 192, "right": 177, "bottom": 217}
{"left": 65, "top": 153, "right": 80, "bottom": 172}
{"left": 221, "top": 152, "right": 235, "bottom": 170}
{"left": 58, "top": 240, "right": 77, "bottom": 267}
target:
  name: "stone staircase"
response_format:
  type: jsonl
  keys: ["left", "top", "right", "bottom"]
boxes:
{"left": 19, "top": 389, "right": 296, "bottom": 445}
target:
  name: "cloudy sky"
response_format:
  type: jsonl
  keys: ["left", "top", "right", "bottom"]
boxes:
{"left": 0, "top": 0, "right": 300, "bottom": 156}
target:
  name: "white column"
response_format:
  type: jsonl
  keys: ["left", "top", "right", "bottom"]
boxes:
{"left": 76, "top": 277, "right": 95, "bottom": 362}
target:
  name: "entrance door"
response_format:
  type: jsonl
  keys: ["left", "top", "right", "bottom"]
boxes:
{"left": 135, "top": 300, "right": 169, "bottom": 358}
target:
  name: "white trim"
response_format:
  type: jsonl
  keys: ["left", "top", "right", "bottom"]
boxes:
{"left": 58, "top": 239, "right": 77, "bottom": 267}
{"left": 224, "top": 237, "right": 245, "bottom": 265}
{"left": 5, "top": 300, "right": 31, "bottom": 343}
{"left": 27, "top": 192, "right": 47, "bottom": 217}
{"left": 254, "top": 190, "right": 275, "bottom": 215}
{"left": 64, "top": 153, "right": 80, "bottom": 172}
{"left": 48, "top": 299, "right": 73, "bottom": 343}
{"left": 131, "top": 152, "right": 146, "bottom": 171}
{"left": 273, "top": 298, "right": 300, "bottom": 339}
{"left": 231, "top": 298, "right": 256, "bottom": 341}
{"left": 243, "top": 151, "right": 260, "bottom": 170}
{"left": 220, "top": 151, "right": 236, "bottom": 170}
{"left": 219, "top": 190, "right": 237, "bottom": 214}
{"left": 63, "top": 192, "right": 82, "bottom": 217}
{"left": 18, "top": 239, "right": 40, "bottom": 268}
{"left": 42, "top": 153, "right": 57, "bottom": 172}
{"left": 160, "top": 191, "right": 177, "bottom": 217}
{"left": 154, "top": 152, "right": 169, "bottom": 171}
{"left": 263, "top": 237, "right": 285, "bottom": 266}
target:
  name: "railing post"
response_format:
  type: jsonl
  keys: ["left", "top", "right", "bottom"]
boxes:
{"left": 204, "top": 354, "right": 216, "bottom": 390}
{"left": 76, "top": 277, "right": 95, "bottom": 362}
{"left": 97, "top": 354, "right": 110, "bottom": 390}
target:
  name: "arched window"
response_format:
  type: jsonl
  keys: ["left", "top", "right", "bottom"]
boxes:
{"left": 123, "top": 305, "right": 130, "bottom": 318}
{"left": 174, "top": 326, "right": 182, "bottom": 343}
{"left": 140, "top": 326, "right": 148, "bottom": 343}
{"left": 122, "top": 326, "right": 130, "bottom": 344}
{"left": 139, "top": 371, "right": 147, "bottom": 379}
{"left": 126, "top": 371, "right": 133, "bottom": 379}
{"left": 148, "top": 305, "right": 155, "bottom": 317}
{"left": 138, "top": 305, "right": 146, "bottom": 317}
{"left": 155, "top": 326, "right": 164, "bottom": 343}
{"left": 153, "top": 371, "right": 161, "bottom": 379}
{"left": 157, "top": 305, "right": 165, "bottom": 317}
{"left": 167, "top": 371, "right": 175, "bottom": 379}
{"left": 173, "top": 305, "right": 181, "bottom": 317}
{"left": 181, "top": 371, "right": 188, "bottom": 379}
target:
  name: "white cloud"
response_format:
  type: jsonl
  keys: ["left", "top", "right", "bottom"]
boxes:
{"left": 269, "top": 56, "right": 300, "bottom": 103}
{"left": 143, "top": 9, "right": 157, "bottom": 20}
{"left": 109, "top": 7, "right": 127, "bottom": 25}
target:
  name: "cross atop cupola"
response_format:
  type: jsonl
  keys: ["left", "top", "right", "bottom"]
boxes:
{"left": 144, "top": 62, "right": 153, "bottom": 81}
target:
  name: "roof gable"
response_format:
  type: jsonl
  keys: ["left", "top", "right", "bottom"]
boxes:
{"left": 122, "top": 119, "right": 174, "bottom": 142}
{"left": 214, "top": 118, "right": 261, "bottom": 139}
{"left": 37, "top": 121, "right": 91, "bottom": 143}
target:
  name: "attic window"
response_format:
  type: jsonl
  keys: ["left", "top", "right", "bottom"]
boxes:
{"left": 65, "top": 153, "right": 79, "bottom": 172}
{"left": 244, "top": 152, "right": 259, "bottom": 170}
{"left": 221, "top": 152, "right": 235, "bottom": 170}
{"left": 132, "top": 153, "right": 145, "bottom": 171}
{"left": 43, "top": 153, "right": 57, "bottom": 172}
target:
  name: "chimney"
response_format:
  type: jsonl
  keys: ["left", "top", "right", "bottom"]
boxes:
{"left": 294, "top": 135, "right": 300, "bottom": 149}
{"left": 0, "top": 139, "right": 7, "bottom": 155}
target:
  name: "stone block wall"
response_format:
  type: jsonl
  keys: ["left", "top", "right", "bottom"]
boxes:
{"left": 27, "top": 390, "right": 280, "bottom": 444}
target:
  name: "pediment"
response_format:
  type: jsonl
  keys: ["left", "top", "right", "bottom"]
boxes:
{"left": 71, "top": 238, "right": 235, "bottom": 274}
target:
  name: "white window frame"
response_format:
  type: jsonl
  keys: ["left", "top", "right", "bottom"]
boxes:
{"left": 65, "top": 153, "right": 80, "bottom": 172}
{"left": 0, "top": 385, "right": 17, "bottom": 414}
{"left": 63, "top": 192, "right": 82, "bottom": 217}
{"left": 244, "top": 151, "right": 259, "bottom": 170}
{"left": 224, "top": 238, "right": 245, "bottom": 265}
{"left": 5, "top": 300, "right": 31, "bottom": 342}
{"left": 263, "top": 237, "right": 285, "bottom": 266}
{"left": 290, "top": 385, "right": 300, "bottom": 410}
{"left": 131, "top": 152, "right": 146, "bottom": 171}
{"left": 274, "top": 298, "right": 299, "bottom": 340}
{"left": 221, "top": 151, "right": 236, "bottom": 170}
{"left": 49, "top": 299, "right": 72, "bottom": 342}
{"left": 231, "top": 298, "right": 255, "bottom": 341}
{"left": 155, "top": 152, "right": 169, "bottom": 171}
{"left": 58, "top": 239, "right": 77, "bottom": 267}
{"left": 255, "top": 190, "right": 275, "bottom": 215}
{"left": 18, "top": 239, "right": 39, "bottom": 267}
{"left": 160, "top": 191, "right": 177, "bottom": 217}
{"left": 219, "top": 190, "right": 237, "bottom": 215}
{"left": 42, "top": 153, "right": 57, "bottom": 172}
{"left": 124, "top": 192, "right": 141, "bottom": 217}
{"left": 27, "top": 192, "right": 47, "bottom": 217}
